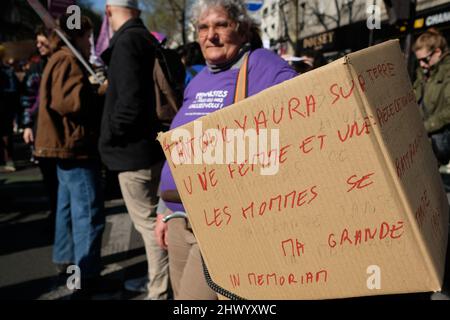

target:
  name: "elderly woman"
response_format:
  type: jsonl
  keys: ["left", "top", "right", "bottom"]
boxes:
{"left": 413, "top": 28, "right": 450, "bottom": 166}
{"left": 155, "top": 0, "right": 297, "bottom": 300}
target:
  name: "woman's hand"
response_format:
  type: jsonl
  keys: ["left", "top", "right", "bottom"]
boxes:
{"left": 23, "top": 128, "right": 34, "bottom": 144}
{"left": 97, "top": 79, "right": 108, "bottom": 96}
{"left": 155, "top": 213, "right": 169, "bottom": 250}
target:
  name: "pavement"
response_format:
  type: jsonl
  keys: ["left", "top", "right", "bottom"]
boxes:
{"left": 0, "top": 135, "right": 148, "bottom": 300}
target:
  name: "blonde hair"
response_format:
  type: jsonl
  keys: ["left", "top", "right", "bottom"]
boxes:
{"left": 413, "top": 28, "right": 448, "bottom": 53}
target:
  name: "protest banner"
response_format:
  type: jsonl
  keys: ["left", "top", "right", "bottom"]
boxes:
{"left": 158, "top": 40, "right": 449, "bottom": 299}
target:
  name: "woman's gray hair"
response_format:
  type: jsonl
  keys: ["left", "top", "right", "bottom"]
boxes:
{"left": 191, "top": 0, "right": 258, "bottom": 42}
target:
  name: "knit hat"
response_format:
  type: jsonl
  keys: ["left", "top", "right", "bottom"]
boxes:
{"left": 106, "top": 0, "right": 139, "bottom": 10}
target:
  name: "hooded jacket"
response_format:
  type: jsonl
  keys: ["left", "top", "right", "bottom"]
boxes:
{"left": 34, "top": 47, "right": 101, "bottom": 159}
{"left": 414, "top": 53, "right": 450, "bottom": 134}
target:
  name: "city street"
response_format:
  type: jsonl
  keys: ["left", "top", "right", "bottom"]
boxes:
{"left": 0, "top": 136, "right": 148, "bottom": 300}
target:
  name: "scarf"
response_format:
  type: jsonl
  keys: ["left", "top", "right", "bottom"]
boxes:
{"left": 206, "top": 43, "right": 251, "bottom": 73}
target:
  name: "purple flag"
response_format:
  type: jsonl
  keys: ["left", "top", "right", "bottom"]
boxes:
{"left": 47, "top": 0, "right": 76, "bottom": 18}
{"left": 95, "top": 16, "right": 111, "bottom": 59}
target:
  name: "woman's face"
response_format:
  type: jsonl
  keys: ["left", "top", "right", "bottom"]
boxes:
{"left": 197, "top": 6, "right": 245, "bottom": 65}
{"left": 415, "top": 47, "right": 442, "bottom": 70}
{"left": 36, "top": 35, "right": 50, "bottom": 57}
{"left": 75, "top": 30, "right": 92, "bottom": 60}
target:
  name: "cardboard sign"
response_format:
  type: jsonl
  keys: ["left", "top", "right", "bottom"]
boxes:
{"left": 158, "top": 40, "right": 449, "bottom": 299}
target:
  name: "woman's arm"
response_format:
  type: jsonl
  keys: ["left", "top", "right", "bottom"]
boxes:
{"left": 161, "top": 189, "right": 182, "bottom": 203}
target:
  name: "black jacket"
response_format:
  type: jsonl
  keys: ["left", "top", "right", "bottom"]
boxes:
{"left": 99, "top": 18, "right": 163, "bottom": 171}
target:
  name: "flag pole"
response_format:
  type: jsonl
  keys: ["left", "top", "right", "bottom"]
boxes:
{"left": 27, "top": 0, "right": 103, "bottom": 84}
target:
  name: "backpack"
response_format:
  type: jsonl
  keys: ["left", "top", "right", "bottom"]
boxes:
{"left": 152, "top": 43, "right": 185, "bottom": 124}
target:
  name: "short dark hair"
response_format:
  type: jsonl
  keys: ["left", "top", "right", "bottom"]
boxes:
{"left": 35, "top": 25, "right": 51, "bottom": 38}
{"left": 49, "top": 13, "right": 93, "bottom": 53}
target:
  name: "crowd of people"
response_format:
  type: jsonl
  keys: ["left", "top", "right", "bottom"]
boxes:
{"left": 0, "top": 0, "right": 449, "bottom": 300}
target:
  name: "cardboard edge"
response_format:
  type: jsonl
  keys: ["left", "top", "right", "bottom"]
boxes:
{"left": 343, "top": 41, "right": 443, "bottom": 291}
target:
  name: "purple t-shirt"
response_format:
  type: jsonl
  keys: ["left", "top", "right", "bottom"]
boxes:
{"left": 160, "top": 48, "right": 297, "bottom": 212}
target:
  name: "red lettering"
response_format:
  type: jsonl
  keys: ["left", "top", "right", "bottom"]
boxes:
{"left": 358, "top": 74, "right": 366, "bottom": 92}
{"left": 197, "top": 168, "right": 219, "bottom": 191}
{"left": 340, "top": 229, "right": 353, "bottom": 245}
{"left": 316, "top": 270, "right": 328, "bottom": 283}
{"left": 365, "top": 227, "right": 377, "bottom": 241}
{"left": 328, "top": 233, "right": 336, "bottom": 248}
{"left": 208, "top": 169, "right": 218, "bottom": 187}
{"left": 299, "top": 135, "right": 327, "bottom": 154}
{"left": 354, "top": 230, "right": 362, "bottom": 245}
{"left": 254, "top": 110, "right": 268, "bottom": 135}
{"left": 318, "top": 134, "right": 326, "bottom": 150}
{"left": 257, "top": 274, "right": 264, "bottom": 286}
{"left": 288, "top": 97, "right": 305, "bottom": 119}
{"left": 229, "top": 273, "right": 240, "bottom": 288}
{"left": 340, "top": 80, "right": 355, "bottom": 99}
{"left": 288, "top": 273, "right": 298, "bottom": 284}
{"left": 259, "top": 201, "right": 267, "bottom": 216}
{"left": 197, "top": 169, "right": 208, "bottom": 191}
{"left": 234, "top": 115, "right": 247, "bottom": 130}
{"left": 279, "top": 144, "right": 290, "bottom": 164}
{"left": 266, "top": 273, "right": 277, "bottom": 286}
{"left": 390, "top": 221, "right": 404, "bottom": 239}
{"left": 308, "top": 185, "right": 319, "bottom": 204}
{"left": 223, "top": 206, "right": 232, "bottom": 225}
{"left": 306, "top": 94, "right": 316, "bottom": 117}
{"left": 299, "top": 136, "right": 315, "bottom": 154}
{"left": 203, "top": 208, "right": 223, "bottom": 227}
{"left": 330, "top": 83, "right": 340, "bottom": 104}
{"left": 182, "top": 176, "right": 193, "bottom": 194}
{"left": 238, "top": 161, "right": 250, "bottom": 177}
{"left": 227, "top": 163, "right": 236, "bottom": 179}
{"left": 269, "top": 195, "right": 282, "bottom": 211}
{"left": 241, "top": 202, "right": 254, "bottom": 219}
{"left": 272, "top": 106, "right": 284, "bottom": 124}
{"left": 387, "top": 63, "right": 395, "bottom": 76}
{"left": 337, "top": 118, "right": 374, "bottom": 143}
{"left": 297, "top": 189, "right": 308, "bottom": 207}
{"left": 218, "top": 125, "right": 231, "bottom": 143}
{"left": 346, "top": 172, "right": 375, "bottom": 192}
{"left": 330, "top": 220, "right": 404, "bottom": 249}
{"left": 379, "top": 222, "right": 390, "bottom": 240}
{"left": 281, "top": 239, "right": 293, "bottom": 257}
{"left": 284, "top": 190, "right": 296, "bottom": 209}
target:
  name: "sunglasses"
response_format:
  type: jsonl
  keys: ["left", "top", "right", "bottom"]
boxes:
{"left": 417, "top": 50, "right": 435, "bottom": 64}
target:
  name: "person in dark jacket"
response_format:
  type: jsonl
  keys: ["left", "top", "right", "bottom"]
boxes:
{"left": 99, "top": 0, "right": 169, "bottom": 300}
{"left": 0, "top": 45, "right": 19, "bottom": 173}
{"left": 21, "top": 25, "right": 58, "bottom": 221}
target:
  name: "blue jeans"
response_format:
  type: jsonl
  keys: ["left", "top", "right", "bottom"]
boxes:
{"left": 53, "top": 160, "right": 105, "bottom": 279}
{"left": 431, "top": 127, "right": 450, "bottom": 164}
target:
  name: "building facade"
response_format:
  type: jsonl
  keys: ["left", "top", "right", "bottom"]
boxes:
{"left": 260, "top": 0, "right": 450, "bottom": 58}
